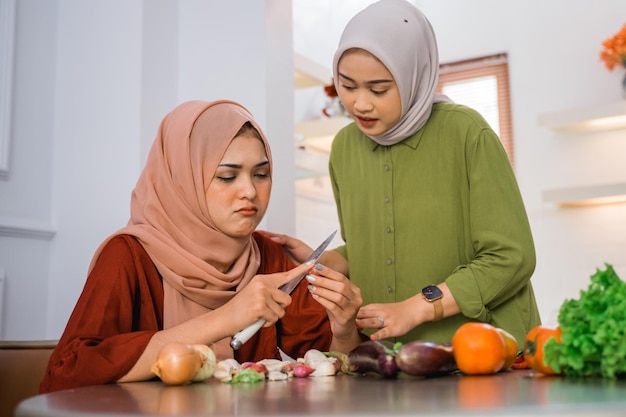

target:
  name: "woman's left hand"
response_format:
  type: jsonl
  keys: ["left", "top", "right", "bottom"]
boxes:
{"left": 356, "top": 298, "right": 422, "bottom": 341}
{"left": 306, "top": 264, "right": 362, "bottom": 339}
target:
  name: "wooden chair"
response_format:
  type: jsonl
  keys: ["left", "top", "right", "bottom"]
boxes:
{"left": 0, "top": 340, "right": 57, "bottom": 417}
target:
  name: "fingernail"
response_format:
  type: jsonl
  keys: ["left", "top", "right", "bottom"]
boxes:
{"left": 306, "top": 275, "right": 316, "bottom": 282}
{"left": 307, "top": 284, "right": 316, "bottom": 291}
{"left": 314, "top": 264, "right": 323, "bottom": 271}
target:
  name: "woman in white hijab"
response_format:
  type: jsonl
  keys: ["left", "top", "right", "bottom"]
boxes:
{"left": 269, "top": 0, "right": 540, "bottom": 349}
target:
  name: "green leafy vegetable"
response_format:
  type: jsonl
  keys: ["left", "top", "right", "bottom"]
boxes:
{"left": 226, "top": 368, "right": 265, "bottom": 384}
{"left": 544, "top": 263, "right": 626, "bottom": 378}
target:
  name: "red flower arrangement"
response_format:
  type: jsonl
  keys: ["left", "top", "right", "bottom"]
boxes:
{"left": 600, "top": 24, "right": 626, "bottom": 71}
{"left": 324, "top": 82, "right": 338, "bottom": 98}
{"left": 322, "top": 79, "right": 347, "bottom": 118}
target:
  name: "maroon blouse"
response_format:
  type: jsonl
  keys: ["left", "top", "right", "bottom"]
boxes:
{"left": 40, "top": 232, "right": 334, "bottom": 393}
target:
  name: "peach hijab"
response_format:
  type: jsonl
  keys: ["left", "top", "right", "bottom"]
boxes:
{"left": 332, "top": 0, "right": 452, "bottom": 146}
{"left": 89, "top": 100, "right": 272, "bottom": 356}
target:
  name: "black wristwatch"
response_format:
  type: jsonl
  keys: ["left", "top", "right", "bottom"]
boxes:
{"left": 421, "top": 285, "right": 444, "bottom": 321}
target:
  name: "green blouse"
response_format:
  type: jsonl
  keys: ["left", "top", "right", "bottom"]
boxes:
{"left": 329, "top": 103, "right": 541, "bottom": 346}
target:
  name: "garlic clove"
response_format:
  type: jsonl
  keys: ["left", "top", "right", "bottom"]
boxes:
{"left": 213, "top": 358, "right": 242, "bottom": 382}
{"left": 267, "top": 370, "right": 288, "bottom": 381}
{"left": 311, "top": 360, "right": 337, "bottom": 377}
{"left": 256, "top": 358, "right": 288, "bottom": 373}
{"left": 303, "top": 349, "right": 328, "bottom": 369}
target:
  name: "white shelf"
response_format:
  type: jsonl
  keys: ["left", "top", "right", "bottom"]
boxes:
{"left": 542, "top": 182, "right": 626, "bottom": 207}
{"left": 294, "top": 53, "right": 331, "bottom": 89}
{"left": 294, "top": 116, "right": 352, "bottom": 179}
{"left": 294, "top": 116, "right": 352, "bottom": 154}
{"left": 538, "top": 102, "right": 626, "bottom": 207}
{"left": 294, "top": 148, "right": 329, "bottom": 178}
{"left": 537, "top": 101, "right": 626, "bottom": 133}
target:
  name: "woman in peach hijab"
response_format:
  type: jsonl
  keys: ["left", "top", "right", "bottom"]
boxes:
{"left": 40, "top": 100, "right": 364, "bottom": 393}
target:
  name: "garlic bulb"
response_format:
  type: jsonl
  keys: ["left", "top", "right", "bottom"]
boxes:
{"left": 311, "top": 360, "right": 337, "bottom": 377}
{"left": 303, "top": 349, "right": 337, "bottom": 377}
{"left": 303, "top": 349, "right": 328, "bottom": 368}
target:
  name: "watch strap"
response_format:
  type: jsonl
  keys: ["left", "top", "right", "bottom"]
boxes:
{"left": 421, "top": 285, "right": 444, "bottom": 321}
{"left": 432, "top": 298, "right": 443, "bottom": 321}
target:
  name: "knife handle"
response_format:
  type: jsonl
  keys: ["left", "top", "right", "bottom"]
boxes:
{"left": 230, "top": 318, "right": 265, "bottom": 350}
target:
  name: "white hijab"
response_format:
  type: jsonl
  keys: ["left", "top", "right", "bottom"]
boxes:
{"left": 332, "top": 0, "right": 452, "bottom": 145}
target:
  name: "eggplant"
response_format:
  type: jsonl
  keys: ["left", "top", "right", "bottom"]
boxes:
{"left": 347, "top": 340, "right": 399, "bottom": 378}
{"left": 395, "top": 340, "right": 457, "bottom": 377}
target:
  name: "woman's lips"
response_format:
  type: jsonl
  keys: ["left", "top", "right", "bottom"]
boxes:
{"left": 237, "top": 207, "right": 258, "bottom": 216}
{"left": 356, "top": 116, "right": 377, "bottom": 129}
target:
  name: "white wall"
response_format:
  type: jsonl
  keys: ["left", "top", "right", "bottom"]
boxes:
{"left": 292, "top": 0, "right": 626, "bottom": 327}
{"left": 0, "top": 0, "right": 293, "bottom": 340}
{"left": 0, "top": 0, "right": 58, "bottom": 339}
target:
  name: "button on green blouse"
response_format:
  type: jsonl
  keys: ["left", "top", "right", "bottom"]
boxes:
{"left": 329, "top": 103, "right": 541, "bottom": 346}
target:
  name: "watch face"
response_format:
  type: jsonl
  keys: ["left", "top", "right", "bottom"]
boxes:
{"left": 422, "top": 285, "right": 443, "bottom": 301}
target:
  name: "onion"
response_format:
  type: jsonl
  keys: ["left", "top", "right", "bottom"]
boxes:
{"left": 293, "top": 364, "right": 315, "bottom": 378}
{"left": 151, "top": 343, "right": 203, "bottom": 385}
{"left": 190, "top": 344, "right": 217, "bottom": 382}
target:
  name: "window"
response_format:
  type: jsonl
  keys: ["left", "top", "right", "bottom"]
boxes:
{"left": 436, "top": 53, "right": 514, "bottom": 167}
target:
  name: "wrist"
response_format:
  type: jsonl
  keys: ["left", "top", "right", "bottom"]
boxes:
{"left": 329, "top": 325, "right": 361, "bottom": 353}
{"left": 421, "top": 285, "right": 444, "bottom": 322}
{"left": 406, "top": 295, "right": 431, "bottom": 327}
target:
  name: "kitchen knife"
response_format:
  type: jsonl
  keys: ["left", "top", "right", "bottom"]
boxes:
{"left": 230, "top": 230, "right": 337, "bottom": 350}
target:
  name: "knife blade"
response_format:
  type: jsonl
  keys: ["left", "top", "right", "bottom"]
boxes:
{"left": 278, "top": 230, "right": 337, "bottom": 295}
{"left": 230, "top": 230, "right": 337, "bottom": 350}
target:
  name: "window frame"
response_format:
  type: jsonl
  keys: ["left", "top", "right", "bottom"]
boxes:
{"left": 436, "top": 53, "right": 514, "bottom": 167}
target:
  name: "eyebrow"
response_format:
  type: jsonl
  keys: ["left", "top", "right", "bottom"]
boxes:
{"left": 218, "top": 160, "right": 270, "bottom": 169}
{"left": 338, "top": 72, "right": 394, "bottom": 86}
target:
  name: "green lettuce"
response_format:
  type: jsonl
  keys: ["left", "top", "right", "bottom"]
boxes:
{"left": 226, "top": 368, "right": 266, "bottom": 384}
{"left": 544, "top": 263, "right": 626, "bottom": 378}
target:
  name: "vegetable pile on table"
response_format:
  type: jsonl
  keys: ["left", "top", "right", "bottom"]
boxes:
{"left": 149, "top": 264, "right": 626, "bottom": 386}
{"left": 542, "top": 263, "right": 626, "bottom": 379}
{"left": 348, "top": 322, "right": 521, "bottom": 378}
{"left": 213, "top": 349, "right": 342, "bottom": 383}
{"left": 347, "top": 339, "right": 459, "bottom": 378}
{"left": 152, "top": 322, "right": 526, "bottom": 385}
{"left": 151, "top": 346, "right": 344, "bottom": 385}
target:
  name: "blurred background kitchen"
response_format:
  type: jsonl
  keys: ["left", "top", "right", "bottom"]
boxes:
{"left": 1, "top": 0, "right": 625, "bottom": 341}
